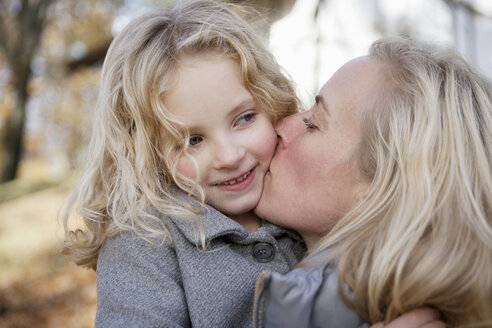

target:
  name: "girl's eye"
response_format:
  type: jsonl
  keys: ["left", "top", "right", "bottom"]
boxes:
{"left": 303, "top": 118, "right": 317, "bottom": 130}
{"left": 188, "top": 135, "right": 203, "bottom": 147}
{"left": 234, "top": 112, "right": 256, "bottom": 127}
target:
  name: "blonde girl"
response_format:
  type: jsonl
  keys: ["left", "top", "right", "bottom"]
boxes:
{"left": 62, "top": 0, "right": 303, "bottom": 327}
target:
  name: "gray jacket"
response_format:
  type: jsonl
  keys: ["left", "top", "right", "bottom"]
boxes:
{"left": 95, "top": 203, "right": 305, "bottom": 327}
{"left": 253, "top": 254, "right": 368, "bottom": 328}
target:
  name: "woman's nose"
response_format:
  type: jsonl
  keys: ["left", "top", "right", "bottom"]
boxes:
{"left": 275, "top": 113, "right": 302, "bottom": 148}
{"left": 213, "top": 140, "right": 245, "bottom": 169}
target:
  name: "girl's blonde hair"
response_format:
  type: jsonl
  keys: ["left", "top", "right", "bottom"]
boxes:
{"left": 311, "top": 37, "right": 492, "bottom": 326}
{"left": 62, "top": 0, "right": 298, "bottom": 269}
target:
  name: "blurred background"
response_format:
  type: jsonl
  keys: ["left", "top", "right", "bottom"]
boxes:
{"left": 0, "top": 0, "right": 491, "bottom": 326}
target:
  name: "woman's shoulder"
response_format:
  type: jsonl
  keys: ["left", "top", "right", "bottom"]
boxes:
{"left": 253, "top": 257, "right": 366, "bottom": 328}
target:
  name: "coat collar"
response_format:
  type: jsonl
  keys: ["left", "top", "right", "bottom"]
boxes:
{"left": 165, "top": 190, "right": 303, "bottom": 245}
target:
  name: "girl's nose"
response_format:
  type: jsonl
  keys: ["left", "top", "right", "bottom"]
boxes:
{"left": 213, "top": 140, "right": 245, "bottom": 169}
{"left": 274, "top": 113, "right": 303, "bottom": 149}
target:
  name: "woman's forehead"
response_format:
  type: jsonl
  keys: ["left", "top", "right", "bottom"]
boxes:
{"left": 318, "top": 56, "right": 382, "bottom": 113}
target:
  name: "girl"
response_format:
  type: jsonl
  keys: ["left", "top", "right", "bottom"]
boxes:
{"left": 62, "top": 0, "right": 303, "bottom": 327}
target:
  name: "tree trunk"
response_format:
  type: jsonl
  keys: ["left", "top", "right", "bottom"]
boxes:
{"left": 1, "top": 61, "right": 29, "bottom": 182}
{"left": 0, "top": 0, "right": 53, "bottom": 182}
{"left": 1, "top": 93, "right": 27, "bottom": 182}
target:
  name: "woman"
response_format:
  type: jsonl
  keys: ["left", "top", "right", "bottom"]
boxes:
{"left": 254, "top": 37, "right": 492, "bottom": 327}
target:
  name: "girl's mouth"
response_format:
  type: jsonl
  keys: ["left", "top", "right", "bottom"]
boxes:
{"left": 215, "top": 168, "right": 256, "bottom": 192}
{"left": 217, "top": 169, "right": 252, "bottom": 185}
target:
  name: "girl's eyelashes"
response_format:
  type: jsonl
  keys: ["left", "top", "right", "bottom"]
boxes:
{"left": 173, "top": 135, "right": 202, "bottom": 151}
{"left": 303, "top": 117, "right": 317, "bottom": 130}
{"left": 234, "top": 112, "right": 257, "bottom": 127}
{"left": 188, "top": 135, "right": 203, "bottom": 147}
{"left": 180, "top": 111, "right": 257, "bottom": 150}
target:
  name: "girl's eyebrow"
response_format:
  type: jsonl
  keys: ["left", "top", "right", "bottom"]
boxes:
{"left": 181, "top": 98, "right": 256, "bottom": 131}
{"left": 227, "top": 97, "right": 256, "bottom": 120}
{"left": 232, "top": 97, "right": 256, "bottom": 113}
{"left": 315, "top": 95, "right": 330, "bottom": 116}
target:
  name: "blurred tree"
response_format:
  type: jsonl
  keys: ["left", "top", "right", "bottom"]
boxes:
{"left": 239, "top": 0, "right": 296, "bottom": 22}
{"left": 229, "top": 0, "right": 296, "bottom": 37}
{"left": 0, "top": 0, "right": 123, "bottom": 182}
{"left": 443, "top": 0, "right": 487, "bottom": 16}
{"left": 41, "top": 0, "right": 122, "bottom": 172}
{"left": 0, "top": 0, "right": 55, "bottom": 182}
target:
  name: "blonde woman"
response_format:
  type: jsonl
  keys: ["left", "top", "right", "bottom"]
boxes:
{"left": 254, "top": 37, "right": 492, "bottom": 327}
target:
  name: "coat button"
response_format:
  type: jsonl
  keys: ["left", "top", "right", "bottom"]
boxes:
{"left": 252, "top": 242, "right": 275, "bottom": 262}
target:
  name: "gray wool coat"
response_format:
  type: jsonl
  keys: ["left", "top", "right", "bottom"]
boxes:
{"left": 95, "top": 202, "right": 306, "bottom": 328}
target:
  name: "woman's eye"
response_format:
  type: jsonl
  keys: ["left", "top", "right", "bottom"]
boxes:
{"left": 303, "top": 118, "right": 317, "bottom": 130}
{"left": 188, "top": 135, "right": 203, "bottom": 147}
{"left": 234, "top": 112, "right": 256, "bottom": 126}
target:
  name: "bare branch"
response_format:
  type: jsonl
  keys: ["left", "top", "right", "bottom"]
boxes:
{"left": 0, "top": 0, "right": 7, "bottom": 14}
{"left": 442, "top": 0, "right": 490, "bottom": 18}
{"left": 67, "top": 40, "right": 112, "bottom": 71}
{"left": 0, "top": 16, "right": 8, "bottom": 52}
{"left": 20, "top": 0, "right": 29, "bottom": 17}
{"left": 34, "top": 0, "right": 54, "bottom": 25}
{"left": 0, "top": 11, "right": 14, "bottom": 65}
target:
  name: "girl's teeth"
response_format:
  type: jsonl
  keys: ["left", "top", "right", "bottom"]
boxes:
{"left": 222, "top": 171, "right": 250, "bottom": 185}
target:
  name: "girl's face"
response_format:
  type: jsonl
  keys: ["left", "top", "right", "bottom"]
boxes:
{"left": 164, "top": 53, "right": 277, "bottom": 216}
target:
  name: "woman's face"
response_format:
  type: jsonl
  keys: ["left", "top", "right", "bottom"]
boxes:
{"left": 255, "top": 56, "right": 380, "bottom": 247}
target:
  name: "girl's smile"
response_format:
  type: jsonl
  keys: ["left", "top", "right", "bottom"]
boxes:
{"left": 163, "top": 53, "right": 277, "bottom": 218}
{"left": 214, "top": 167, "right": 256, "bottom": 191}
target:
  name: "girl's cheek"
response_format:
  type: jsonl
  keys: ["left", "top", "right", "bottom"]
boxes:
{"left": 267, "top": 125, "right": 277, "bottom": 155}
{"left": 177, "top": 156, "right": 197, "bottom": 180}
{"left": 257, "top": 120, "right": 277, "bottom": 160}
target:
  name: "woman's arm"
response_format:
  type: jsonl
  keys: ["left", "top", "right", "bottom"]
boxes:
{"left": 371, "top": 308, "right": 445, "bottom": 328}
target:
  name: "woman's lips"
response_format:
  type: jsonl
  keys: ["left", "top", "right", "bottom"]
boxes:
{"left": 215, "top": 167, "right": 256, "bottom": 192}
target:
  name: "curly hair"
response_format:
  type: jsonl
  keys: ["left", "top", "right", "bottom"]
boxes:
{"left": 62, "top": 0, "right": 298, "bottom": 269}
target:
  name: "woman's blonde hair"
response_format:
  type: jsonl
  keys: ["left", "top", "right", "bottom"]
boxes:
{"left": 62, "top": 0, "right": 298, "bottom": 269}
{"left": 311, "top": 37, "right": 492, "bottom": 326}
